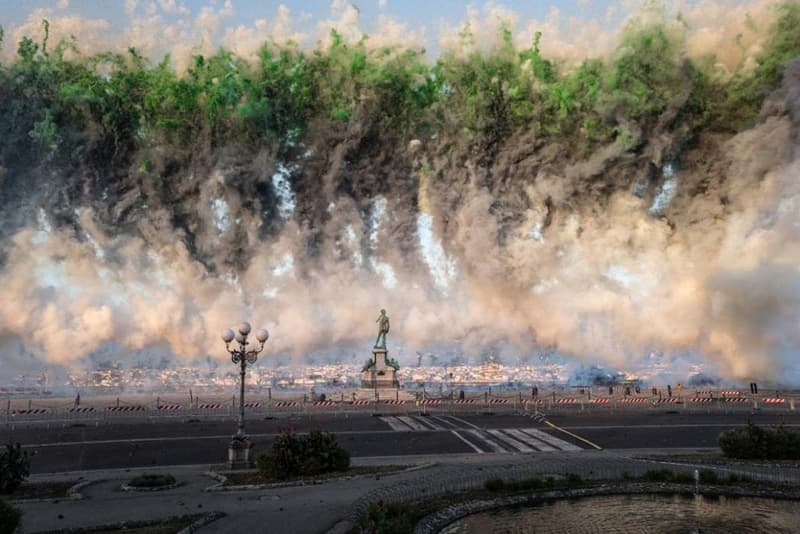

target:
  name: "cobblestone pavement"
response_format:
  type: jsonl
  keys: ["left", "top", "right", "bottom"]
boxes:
{"left": 12, "top": 450, "right": 800, "bottom": 534}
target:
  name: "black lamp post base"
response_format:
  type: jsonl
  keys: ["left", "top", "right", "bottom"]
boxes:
{"left": 227, "top": 437, "right": 254, "bottom": 470}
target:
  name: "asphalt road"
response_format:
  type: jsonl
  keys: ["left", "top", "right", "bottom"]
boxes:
{"left": 4, "top": 411, "right": 799, "bottom": 473}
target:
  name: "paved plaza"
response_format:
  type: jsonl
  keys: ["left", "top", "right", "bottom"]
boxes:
{"left": 12, "top": 448, "right": 800, "bottom": 534}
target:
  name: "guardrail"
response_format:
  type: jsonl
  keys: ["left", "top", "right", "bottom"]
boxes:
{"left": 3, "top": 393, "right": 797, "bottom": 424}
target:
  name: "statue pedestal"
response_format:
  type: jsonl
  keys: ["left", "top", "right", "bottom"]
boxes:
{"left": 361, "top": 348, "right": 399, "bottom": 389}
{"left": 228, "top": 437, "right": 253, "bottom": 470}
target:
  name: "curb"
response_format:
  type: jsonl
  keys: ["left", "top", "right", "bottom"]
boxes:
{"left": 177, "top": 512, "right": 226, "bottom": 534}
{"left": 204, "top": 463, "right": 434, "bottom": 492}
{"left": 121, "top": 481, "right": 182, "bottom": 492}
{"left": 412, "top": 483, "right": 800, "bottom": 534}
{"left": 68, "top": 479, "right": 97, "bottom": 500}
{"left": 7, "top": 479, "right": 99, "bottom": 504}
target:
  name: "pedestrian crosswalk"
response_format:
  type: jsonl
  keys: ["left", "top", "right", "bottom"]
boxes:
{"left": 378, "top": 414, "right": 583, "bottom": 453}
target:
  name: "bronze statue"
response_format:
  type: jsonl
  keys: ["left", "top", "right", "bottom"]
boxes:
{"left": 374, "top": 309, "right": 390, "bottom": 349}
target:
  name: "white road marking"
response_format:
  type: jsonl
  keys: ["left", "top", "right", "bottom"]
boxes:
{"left": 432, "top": 416, "right": 459, "bottom": 429}
{"left": 465, "top": 429, "right": 508, "bottom": 453}
{"left": 442, "top": 415, "right": 481, "bottom": 430}
{"left": 380, "top": 416, "right": 413, "bottom": 431}
{"left": 520, "top": 427, "right": 582, "bottom": 451}
{"left": 397, "top": 416, "right": 429, "bottom": 431}
{"left": 487, "top": 429, "right": 534, "bottom": 452}
{"left": 415, "top": 416, "right": 445, "bottom": 430}
{"left": 504, "top": 428, "right": 556, "bottom": 452}
{"left": 451, "top": 430, "right": 484, "bottom": 454}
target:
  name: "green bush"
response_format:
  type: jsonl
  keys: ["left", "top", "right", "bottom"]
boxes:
{"left": 0, "top": 443, "right": 31, "bottom": 494}
{"left": 1, "top": 3, "right": 799, "bottom": 171}
{"left": 509, "top": 477, "right": 545, "bottom": 491}
{"left": 127, "top": 473, "right": 176, "bottom": 488}
{"left": 257, "top": 429, "right": 350, "bottom": 480}
{"left": 719, "top": 422, "right": 800, "bottom": 460}
{"left": 0, "top": 499, "right": 21, "bottom": 534}
{"left": 641, "top": 469, "right": 693, "bottom": 483}
{"left": 641, "top": 468, "right": 673, "bottom": 482}
{"left": 484, "top": 478, "right": 505, "bottom": 491}
{"left": 698, "top": 469, "right": 719, "bottom": 484}
{"left": 725, "top": 473, "right": 753, "bottom": 484}
{"left": 565, "top": 473, "right": 583, "bottom": 487}
{"left": 363, "top": 501, "right": 416, "bottom": 534}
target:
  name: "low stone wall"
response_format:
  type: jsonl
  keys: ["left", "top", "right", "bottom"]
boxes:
{"left": 413, "top": 484, "right": 800, "bottom": 534}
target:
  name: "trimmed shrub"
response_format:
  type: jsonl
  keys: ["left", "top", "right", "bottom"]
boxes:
{"left": 0, "top": 443, "right": 31, "bottom": 494}
{"left": 364, "top": 501, "right": 416, "bottom": 534}
{"left": 0, "top": 499, "right": 21, "bottom": 534}
{"left": 510, "top": 477, "right": 545, "bottom": 491}
{"left": 565, "top": 473, "right": 583, "bottom": 487}
{"left": 698, "top": 469, "right": 719, "bottom": 484}
{"left": 641, "top": 469, "right": 693, "bottom": 483}
{"left": 484, "top": 478, "right": 505, "bottom": 491}
{"left": 642, "top": 469, "right": 674, "bottom": 482}
{"left": 257, "top": 429, "right": 350, "bottom": 480}
{"left": 127, "top": 473, "right": 176, "bottom": 488}
{"left": 726, "top": 473, "right": 753, "bottom": 484}
{"left": 719, "top": 422, "right": 800, "bottom": 460}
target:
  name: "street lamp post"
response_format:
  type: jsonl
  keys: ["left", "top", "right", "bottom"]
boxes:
{"left": 222, "top": 321, "right": 269, "bottom": 469}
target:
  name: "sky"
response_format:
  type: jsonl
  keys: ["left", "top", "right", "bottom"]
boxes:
{"left": 0, "top": 0, "right": 781, "bottom": 70}
{"left": 2, "top": 0, "right": 621, "bottom": 49}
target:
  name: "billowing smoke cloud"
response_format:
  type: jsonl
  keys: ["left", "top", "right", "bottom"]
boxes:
{"left": 1, "top": 1, "right": 799, "bottom": 384}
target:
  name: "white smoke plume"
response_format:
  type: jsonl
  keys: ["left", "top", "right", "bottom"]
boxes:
{"left": 0, "top": 1, "right": 799, "bottom": 385}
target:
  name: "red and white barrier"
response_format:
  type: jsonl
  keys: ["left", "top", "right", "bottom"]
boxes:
{"left": 12, "top": 409, "right": 48, "bottom": 415}
{"left": 274, "top": 401, "right": 298, "bottom": 408}
{"left": 197, "top": 403, "right": 224, "bottom": 410}
{"left": 654, "top": 398, "right": 681, "bottom": 404}
{"left": 419, "top": 399, "right": 441, "bottom": 406}
{"left": 312, "top": 401, "right": 337, "bottom": 407}
{"left": 556, "top": 398, "right": 577, "bottom": 405}
{"left": 762, "top": 398, "right": 786, "bottom": 404}
{"left": 382, "top": 400, "right": 407, "bottom": 405}
{"left": 489, "top": 399, "right": 511, "bottom": 404}
{"left": 351, "top": 400, "right": 371, "bottom": 406}
{"left": 620, "top": 397, "right": 648, "bottom": 404}
{"left": 453, "top": 399, "right": 478, "bottom": 404}
{"left": 106, "top": 406, "right": 145, "bottom": 412}
{"left": 69, "top": 407, "right": 95, "bottom": 413}
{"left": 690, "top": 397, "right": 713, "bottom": 403}
{"left": 589, "top": 398, "right": 610, "bottom": 404}
{"left": 157, "top": 404, "right": 182, "bottom": 411}
{"left": 721, "top": 390, "right": 741, "bottom": 396}
{"left": 244, "top": 402, "right": 261, "bottom": 408}
{"left": 724, "top": 398, "right": 749, "bottom": 403}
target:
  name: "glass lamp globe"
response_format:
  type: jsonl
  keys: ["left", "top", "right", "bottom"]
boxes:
{"left": 238, "top": 322, "right": 252, "bottom": 335}
{"left": 221, "top": 328, "right": 235, "bottom": 343}
{"left": 255, "top": 328, "right": 269, "bottom": 343}
{"left": 234, "top": 332, "right": 245, "bottom": 344}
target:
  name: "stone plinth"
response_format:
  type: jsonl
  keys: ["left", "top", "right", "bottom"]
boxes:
{"left": 228, "top": 437, "right": 254, "bottom": 469}
{"left": 361, "top": 348, "right": 399, "bottom": 389}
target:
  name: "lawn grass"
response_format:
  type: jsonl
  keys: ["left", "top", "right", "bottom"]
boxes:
{"left": 4, "top": 480, "right": 78, "bottom": 500}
